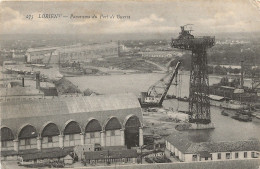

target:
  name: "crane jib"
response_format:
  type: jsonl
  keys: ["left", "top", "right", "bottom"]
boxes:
{"left": 158, "top": 62, "right": 181, "bottom": 105}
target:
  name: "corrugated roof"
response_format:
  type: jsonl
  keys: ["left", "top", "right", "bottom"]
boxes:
{"left": 165, "top": 132, "right": 192, "bottom": 152}
{"left": 0, "top": 87, "right": 44, "bottom": 97}
{"left": 1, "top": 147, "right": 74, "bottom": 157}
{"left": 1, "top": 93, "right": 141, "bottom": 120}
{"left": 199, "top": 140, "right": 260, "bottom": 153}
{"left": 166, "top": 132, "right": 260, "bottom": 154}
{"left": 27, "top": 47, "right": 58, "bottom": 53}
{"left": 84, "top": 149, "right": 138, "bottom": 160}
{"left": 57, "top": 42, "right": 117, "bottom": 53}
{"left": 20, "top": 147, "right": 72, "bottom": 161}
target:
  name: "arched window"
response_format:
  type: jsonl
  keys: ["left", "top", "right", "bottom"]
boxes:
{"left": 42, "top": 123, "right": 60, "bottom": 137}
{"left": 41, "top": 123, "right": 60, "bottom": 148}
{"left": 1, "top": 127, "right": 14, "bottom": 150}
{"left": 124, "top": 115, "right": 141, "bottom": 148}
{"left": 85, "top": 119, "right": 102, "bottom": 132}
{"left": 1, "top": 127, "right": 14, "bottom": 141}
{"left": 105, "top": 117, "right": 122, "bottom": 131}
{"left": 85, "top": 119, "right": 102, "bottom": 145}
{"left": 63, "top": 121, "right": 81, "bottom": 147}
{"left": 18, "top": 125, "right": 37, "bottom": 139}
{"left": 18, "top": 125, "right": 37, "bottom": 150}
{"left": 64, "top": 121, "right": 81, "bottom": 135}
{"left": 104, "top": 117, "right": 122, "bottom": 146}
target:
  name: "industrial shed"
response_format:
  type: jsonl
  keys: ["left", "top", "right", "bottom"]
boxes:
{"left": 0, "top": 93, "right": 143, "bottom": 159}
{"left": 84, "top": 149, "right": 138, "bottom": 165}
{"left": 165, "top": 132, "right": 260, "bottom": 162}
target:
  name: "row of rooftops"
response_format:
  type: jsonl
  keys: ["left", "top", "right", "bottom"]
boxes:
{"left": 166, "top": 132, "right": 260, "bottom": 154}
{"left": 5, "top": 145, "right": 137, "bottom": 161}
{"left": 84, "top": 149, "right": 138, "bottom": 160}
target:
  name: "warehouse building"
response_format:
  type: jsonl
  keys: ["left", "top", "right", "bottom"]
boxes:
{"left": 165, "top": 132, "right": 260, "bottom": 162}
{"left": 0, "top": 93, "right": 143, "bottom": 160}
{"left": 26, "top": 42, "right": 118, "bottom": 64}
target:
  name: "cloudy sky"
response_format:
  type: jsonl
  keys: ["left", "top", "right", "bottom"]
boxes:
{"left": 1, "top": 0, "right": 260, "bottom": 35}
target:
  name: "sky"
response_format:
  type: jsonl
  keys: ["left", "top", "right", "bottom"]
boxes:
{"left": 0, "top": 0, "right": 260, "bottom": 35}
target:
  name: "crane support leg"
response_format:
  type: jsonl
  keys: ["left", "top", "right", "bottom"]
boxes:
{"left": 189, "top": 46, "right": 211, "bottom": 124}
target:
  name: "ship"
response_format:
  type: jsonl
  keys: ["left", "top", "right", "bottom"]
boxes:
{"left": 208, "top": 94, "right": 248, "bottom": 110}
{"left": 59, "top": 67, "right": 85, "bottom": 76}
{"left": 59, "top": 61, "right": 98, "bottom": 76}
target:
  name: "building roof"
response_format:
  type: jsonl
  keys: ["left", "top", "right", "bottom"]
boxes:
{"left": 101, "top": 146, "right": 127, "bottom": 151}
{"left": 166, "top": 132, "right": 260, "bottom": 154}
{"left": 165, "top": 132, "right": 192, "bottom": 152}
{"left": 0, "top": 93, "right": 141, "bottom": 120}
{"left": 57, "top": 42, "right": 117, "bottom": 53}
{"left": 0, "top": 87, "right": 44, "bottom": 97}
{"left": 195, "top": 140, "right": 260, "bottom": 153}
{"left": 27, "top": 47, "right": 58, "bottom": 53}
{"left": 123, "top": 159, "right": 260, "bottom": 169}
{"left": 1, "top": 147, "right": 74, "bottom": 157}
{"left": 20, "top": 147, "right": 72, "bottom": 161}
{"left": 21, "top": 150, "right": 69, "bottom": 161}
{"left": 40, "top": 87, "right": 58, "bottom": 96}
{"left": 84, "top": 149, "right": 138, "bottom": 160}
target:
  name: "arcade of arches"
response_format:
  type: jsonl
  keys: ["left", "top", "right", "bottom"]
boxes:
{"left": 0, "top": 116, "right": 143, "bottom": 152}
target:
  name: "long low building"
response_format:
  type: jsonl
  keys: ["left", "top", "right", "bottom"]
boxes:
{"left": 0, "top": 93, "right": 144, "bottom": 160}
{"left": 26, "top": 42, "right": 119, "bottom": 63}
{"left": 165, "top": 132, "right": 260, "bottom": 162}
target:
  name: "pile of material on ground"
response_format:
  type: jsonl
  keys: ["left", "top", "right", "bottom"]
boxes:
{"left": 175, "top": 123, "right": 192, "bottom": 131}
{"left": 87, "top": 57, "right": 160, "bottom": 72}
{"left": 54, "top": 77, "right": 81, "bottom": 94}
{"left": 83, "top": 88, "right": 99, "bottom": 96}
{"left": 143, "top": 57, "right": 172, "bottom": 66}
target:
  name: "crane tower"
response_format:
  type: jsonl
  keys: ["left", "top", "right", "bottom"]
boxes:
{"left": 171, "top": 25, "right": 215, "bottom": 125}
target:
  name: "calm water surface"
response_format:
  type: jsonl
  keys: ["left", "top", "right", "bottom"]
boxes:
{"left": 68, "top": 72, "right": 260, "bottom": 142}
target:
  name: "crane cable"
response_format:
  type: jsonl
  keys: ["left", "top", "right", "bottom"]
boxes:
{"left": 178, "top": 71, "right": 183, "bottom": 111}
{"left": 176, "top": 72, "right": 182, "bottom": 111}
{"left": 175, "top": 73, "right": 179, "bottom": 111}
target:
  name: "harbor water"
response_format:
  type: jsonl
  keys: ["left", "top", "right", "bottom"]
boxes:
{"left": 68, "top": 72, "right": 260, "bottom": 142}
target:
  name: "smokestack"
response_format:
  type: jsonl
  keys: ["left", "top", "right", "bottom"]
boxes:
{"left": 36, "top": 72, "right": 40, "bottom": 89}
{"left": 22, "top": 77, "right": 24, "bottom": 87}
{"left": 240, "top": 61, "right": 244, "bottom": 87}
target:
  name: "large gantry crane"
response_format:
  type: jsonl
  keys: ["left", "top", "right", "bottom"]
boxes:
{"left": 171, "top": 25, "right": 215, "bottom": 126}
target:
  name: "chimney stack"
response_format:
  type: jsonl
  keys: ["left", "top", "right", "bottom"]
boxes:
{"left": 240, "top": 61, "right": 244, "bottom": 87}
{"left": 36, "top": 72, "right": 40, "bottom": 89}
{"left": 22, "top": 77, "right": 25, "bottom": 87}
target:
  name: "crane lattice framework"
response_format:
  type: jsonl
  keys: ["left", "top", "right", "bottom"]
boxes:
{"left": 171, "top": 25, "right": 215, "bottom": 124}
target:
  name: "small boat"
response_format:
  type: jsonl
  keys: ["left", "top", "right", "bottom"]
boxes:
{"left": 177, "top": 96, "right": 189, "bottom": 102}
{"left": 221, "top": 110, "right": 229, "bottom": 116}
{"left": 231, "top": 114, "right": 252, "bottom": 122}
{"left": 238, "top": 109, "right": 252, "bottom": 116}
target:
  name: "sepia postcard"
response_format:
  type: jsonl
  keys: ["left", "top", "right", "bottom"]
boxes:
{"left": 0, "top": 0, "right": 260, "bottom": 169}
